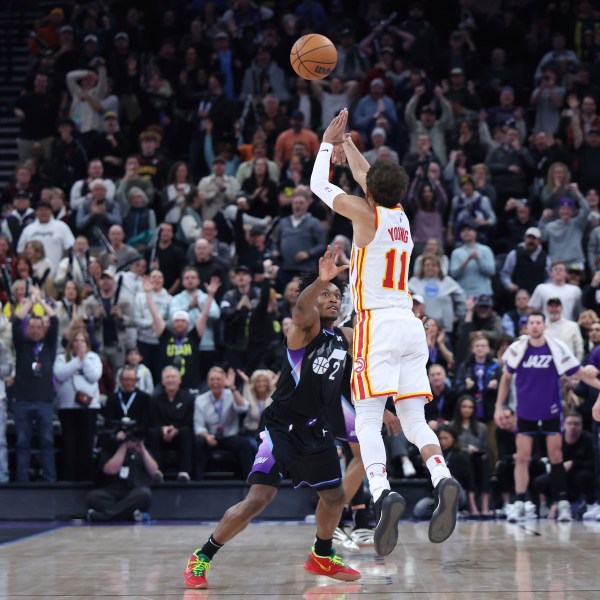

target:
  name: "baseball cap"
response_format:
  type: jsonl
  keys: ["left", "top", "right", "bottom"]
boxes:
{"left": 114, "top": 32, "right": 129, "bottom": 41}
{"left": 172, "top": 310, "right": 190, "bottom": 322}
{"left": 380, "top": 46, "right": 395, "bottom": 55}
{"left": 450, "top": 67, "right": 464, "bottom": 75}
{"left": 84, "top": 34, "right": 98, "bottom": 43}
{"left": 459, "top": 218, "right": 476, "bottom": 231}
{"left": 250, "top": 225, "right": 266, "bottom": 236}
{"left": 567, "top": 264, "right": 583, "bottom": 272}
{"left": 459, "top": 175, "right": 474, "bottom": 186}
{"left": 476, "top": 294, "right": 493, "bottom": 307}
{"left": 518, "top": 315, "right": 529, "bottom": 327}
{"left": 214, "top": 31, "right": 229, "bottom": 40}
{"left": 101, "top": 270, "right": 115, "bottom": 279}
{"left": 559, "top": 197, "right": 575, "bottom": 208}
{"left": 36, "top": 200, "right": 52, "bottom": 210}
{"left": 212, "top": 155, "right": 226, "bottom": 164}
{"left": 412, "top": 294, "right": 425, "bottom": 305}
{"left": 589, "top": 127, "right": 600, "bottom": 135}
{"left": 290, "top": 109, "right": 305, "bottom": 121}
{"left": 371, "top": 127, "right": 387, "bottom": 139}
{"left": 547, "top": 297, "right": 562, "bottom": 305}
{"left": 14, "top": 190, "right": 32, "bottom": 201}
{"left": 340, "top": 28, "right": 354, "bottom": 36}
{"left": 103, "top": 111, "right": 117, "bottom": 120}
{"left": 370, "top": 78, "right": 385, "bottom": 87}
{"left": 525, "top": 227, "right": 541, "bottom": 239}
{"left": 235, "top": 265, "right": 251, "bottom": 274}
{"left": 60, "top": 25, "right": 73, "bottom": 34}
{"left": 421, "top": 105, "right": 436, "bottom": 114}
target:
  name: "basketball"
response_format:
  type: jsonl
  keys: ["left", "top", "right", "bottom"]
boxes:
{"left": 290, "top": 34, "right": 337, "bottom": 80}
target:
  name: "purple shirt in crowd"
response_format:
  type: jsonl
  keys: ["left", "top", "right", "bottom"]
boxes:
{"left": 506, "top": 342, "right": 579, "bottom": 421}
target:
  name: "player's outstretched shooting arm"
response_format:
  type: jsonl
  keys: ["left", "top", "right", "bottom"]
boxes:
{"left": 310, "top": 109, "right": 375, "bottom": 246}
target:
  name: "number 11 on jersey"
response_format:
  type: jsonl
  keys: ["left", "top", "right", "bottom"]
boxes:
{"left": 382, "top": 248, "right": 408, "bottom": 291}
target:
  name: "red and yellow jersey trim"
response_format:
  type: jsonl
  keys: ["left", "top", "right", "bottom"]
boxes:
{"left": 394, "top": 392, "right": 434, "bottom": 403}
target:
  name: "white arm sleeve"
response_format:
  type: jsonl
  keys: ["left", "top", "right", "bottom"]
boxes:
{"left": 310, "top": 142, "right": 345, "bottom": 209}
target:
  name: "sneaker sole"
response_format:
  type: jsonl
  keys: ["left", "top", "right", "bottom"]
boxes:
{"left": 429, "top": 478, "right": 460, "bottom": 543}
{"left": 303, "top": 563, "right": 361, "bottom": 582}
{"left": 373, "top": 493, "right": 406, "bottom": 556}
{"left": 183, "top": 576, "right": 208, "bottom": 589}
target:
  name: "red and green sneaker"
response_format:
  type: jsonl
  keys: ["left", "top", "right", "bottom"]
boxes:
{"left": 183, "top": 551, "right": 211, "bottom": 589}
{"left": 303, "top": 548, "right": 361, "bottom": 581}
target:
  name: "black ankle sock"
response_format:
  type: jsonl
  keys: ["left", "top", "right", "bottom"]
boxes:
{"left": 200, "top": 535, "right": 223, "bottom": 560}
{"left": 353, "top": 507, "right": 370, "bottom": 530}
{"left": 314, "top": 535, "right": 333, "bottom": 557}
{"left": 516, "top": 493, "right": 526, "bottom": 502}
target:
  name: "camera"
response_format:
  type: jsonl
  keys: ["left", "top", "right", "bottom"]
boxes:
{"left": 116, "top": 417, "right": 144, "bottom": 442}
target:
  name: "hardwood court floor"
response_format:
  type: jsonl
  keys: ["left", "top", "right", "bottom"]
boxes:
{"left": 1, "top": 519, "right": 600, "bottom": 599}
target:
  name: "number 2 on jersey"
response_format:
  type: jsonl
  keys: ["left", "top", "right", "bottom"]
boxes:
{"left": 381, "top": 248, "right": 408, "bottom": 291}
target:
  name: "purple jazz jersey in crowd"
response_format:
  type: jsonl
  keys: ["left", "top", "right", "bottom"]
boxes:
{"left": 506, "top": 343, "right": 579, "bottom": 421}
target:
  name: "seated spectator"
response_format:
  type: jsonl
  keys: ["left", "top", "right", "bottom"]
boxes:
{"left": 449, "top": 120, "right": 486, "bottom": 168}
{"left": 193, "top": 366, "right": 253, "bottom": 481}
{"left": 144, "top": 223, "right": 186, "bottom": 295}
{"left": 412, "top": 424, "right": 471, "bottom": 519}
{"left": 23, "top": 240, "right": 54, "bottom": 296}
{"left": 502, "top": 199, "right": 538, "bottom": 253}
{"left": 456, "top": 296, "right": 504, "bottom": 364}
{"left": 197, "top": 156, "right": 240, "bottom": 221}
{"left": 425, "top": 318, "right": 455, "bottom": 375}
{"left": 82, "top": 270, "right": 133, "bottom": 374}
{"left": 144, "top": 273, "right": 220, "bottom": 391}
{"left": 55, "top": 236, "right": 93, "bottom": 293}
{"left": 240, "top": 157, "right": 279, "bottom": 219}
{"left": 3, "top": 279, "right": 45, "bottom": 320}
{"left": 362, "top": 128, "right": 399, "bottom": 165}
{"left": 529, "top": 261, "right": 582, "bottom": 321}
{"left": 530, "top": 68, "right": 565, "bottom": 136}
{"left": 409, "top": 253, "right": 466, "bottom": 334}
{"left": 136, "top": 130, "right": 170, "bottom": 191}
{"left": 104, "top": 366, "right": 152, "bottom": 440}
{"left": 0, "top": 337, "right": 12, "bottom": 482}
{"left": 500, "top": 227, "right": 550, "bottom": 296}
{"left": 12, "top": 286, "right": 58, "bottom": 482}
{"left": 115, "top": 156, "right": 155, "bottom": 218}
{"left": 539, "top": 189, "right": 589, "bottom": 270}
{"left": 86, "top": 419, "right": 160, "bottom": 521}
{"left": 233, "top": 204, "right": 273, "bottom": 274}
{"left": 449, "top": 220, "right": 495, "bottom": 298}
{"left": 148, "top": 366, "right": 194, "bottom": 482}
{"left": 237, "top": 368, "right": 275, "bottom": 450}
{"left": 426, "top": 364, "right": 458, "bottom": 427}
{"left": 115, "top": 347, "right": 154, "bottom": 396}
{"left": 176, "top": 190, "right": 205, "bottom": 246}
{"left": 235, "top": 141, "right": 280, "bottom": 187}
{"left": 545, "top": 297, "right": 585, "bottom": 361}
{"left": 403, "top": 134, "right": 441, "bottom": 180}
{"left": 578, "top": 309, "right": 599, "bottom": 356}
{"left": 1, "top": 190, "right": 36, "bottom": 253}
{"left": 406, "top": 176, "right": 447, "bottom": 251}
{"left": 187, "top": 239, "right": 229, "bottom": 301}
{"left": 486, "top": 86, "right": 526, "bottom": 137}
{"left": 501, "top": 289, "right": 531, "bottom": 338}
{"left": 532, "top": 411, "right": 595, "bottom": 513}
{"left": 278, "top": 278, "right": 300, "bottom": 320}
{"left": 451, "top": 395, "right": 491, "bottom": 517}
{"left": 274, "top": 110, "right": 319, "bottom": 167}
{"left": 90, "top": 112, "right": 130, "bottom": 181}
{"left": 53, "top": 328, "right": 102, "bottom": 481}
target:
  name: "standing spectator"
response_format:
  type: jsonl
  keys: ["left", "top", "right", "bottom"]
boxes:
{"left": 98, "top": 224, "right": 140, "bottom": 272}
{"left": 162, "top": 162, "right": 194, "bottom": 226}
{"left": 55, "top": 280, "right": 86, "bottom": 346}
{"left": 53, "top": 328, "right": 102, "bottom": 481}
{"left": 14, "top": 73, "right": 58, "bottom": 162}
{"left": 426, "top": 364, "right": 458, "bottom": 426}
{"left": 115, "top": 156, "right": 155, "bottom": 217}
{"left": 449, "top": 221, "right": 496, "bottom": 297}
{"left": 145, "top": 223, "right": 187, "bottom": 294}
{"left": 82, "top": 270, "right": 133, "bottom": 374}
{"left": 530, "top": 69, "right": 566, "bottom": 135}
{"left": 405, "top": 85, "right": 452, "bottom": 165}
{"left": 545, "top": 298, "right": 585, "bottom": 361}
{"left": 456, "top": 295, "right": 504, "bottom": 362}
{"left": 115, "top": 347, "right": 154, "bottom": 397}
{"left": 75, "top": 179, "right": 122, "bottom": 251}
{"left": 194, "top": 366, "right": 253, "bottom": 481}
{"left": 197, "top": 157, "right": 240, "bottom": 221}
{"left": 485, "top": 126, "right": 533, "bottom": 205}
{"left": 529, "top": 261, "right": 582, "bottom": 321}
{"left": 534, "top": 32, "right": 579, "bottom": 83}
{"left": 501, "top": 289, "right": 531, "bottom": 338}
{"left": 134, "top": 270, "right": 172, "bottom": 383}
{"left": 408, "top": 254, "right": 466, "bottom": 334}
{"left": 241, "top": 46, "right": 289, "bottom": 103}
{"left": 312, "top": 77, "right": 359, "bottom": 131}
{"left": 55, "top": 236, "right": 92, "bottom": 293}
{"left": 69, "top": 159, "right": 116, "bottom": 212}
{"left": 12, "top": 287, "right": 58, "bottom": 482}
{"left": 1, "top": 163, "right": 37, "bottom": 208}
{"left": 500, "top": 227, "right": 551, "bottom": 296}
{"left": 273, "top": 111, "right": 320, "bottom": 167}
{"left": 90, "top": 112, "right": 130, "bottom": 180}
{"left": 148, "top": 366, "right": 194, "bottom": 482}
{"left": 539, "top": 188, "right": 590, "bottom": 269}
{"left": 406, "top": 174, "right": 447, "bottom": 250}
{"left": 237, "top": 369, "right": 274, "bottom": 450}
{"left": 273, "top": 192, "right": 326, "bottom": 289}
{"left": 1, "top": 190, "right": 36, "bottom": 252}
{"left": 353, "top": 79, "right": 398, "bottom": 142}
{"left": 17, "top": 201, "right": 75, "bottom": 275}
{"left": 144, "top": 274, "right": 220, "bottom": 391}
{"left": 50, "top": 119, "right": 89, "bottom": 192}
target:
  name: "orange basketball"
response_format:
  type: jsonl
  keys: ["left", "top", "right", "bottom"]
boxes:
{"left": 290, "top": 34, "right": 337, "bottom": 80}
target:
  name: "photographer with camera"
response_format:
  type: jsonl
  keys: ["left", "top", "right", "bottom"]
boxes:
{"left": 104, "top": 367, "right": 151, "bottom": 437}
{"left": 53, "top": 328, "right": 102, "bottom": 481}
{"left": 86, "top": 417, "right": 160, "bottom": 522}
{"left": 12, "top": 285, "right": 58, "bottom": 482}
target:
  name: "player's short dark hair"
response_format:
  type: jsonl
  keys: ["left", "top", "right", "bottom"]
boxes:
{"left": 366, "top": 160, "right": 410, "bottom": 208}
{"left": 297, "top": 271, "right": 345, "bottom": 296}
{"left": 528, "top": 311, "right": 546, "bottom": 322}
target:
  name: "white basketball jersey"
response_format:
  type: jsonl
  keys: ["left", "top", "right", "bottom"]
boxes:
{"left": 350, "top": 206, "right": 414, "bottom": 312}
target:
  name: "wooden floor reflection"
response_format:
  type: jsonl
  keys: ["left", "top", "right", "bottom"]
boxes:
{"left": 1, "top": 519, "right": 600, "bottom": 599}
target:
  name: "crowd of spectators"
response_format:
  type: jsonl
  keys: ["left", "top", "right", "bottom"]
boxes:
{"left": 2, "top": 0, "right": 600, "bottom": 518}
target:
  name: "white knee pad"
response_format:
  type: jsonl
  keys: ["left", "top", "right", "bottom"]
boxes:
{"left": 395, "top": 396, "right": 439, "bottom": 450}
